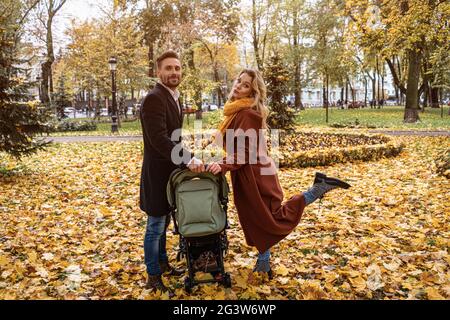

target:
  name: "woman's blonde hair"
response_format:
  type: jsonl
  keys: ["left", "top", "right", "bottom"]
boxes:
{"left": 228, "top": 68, "right": 269, "bottom": 129}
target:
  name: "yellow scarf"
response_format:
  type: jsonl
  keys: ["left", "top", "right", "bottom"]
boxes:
{"left": 217, "top": 98, "right": 254, "bottom": 135}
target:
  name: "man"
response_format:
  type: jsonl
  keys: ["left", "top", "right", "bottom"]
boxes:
{"left": 140, "top": 50, "right": 203, "bottom": 295}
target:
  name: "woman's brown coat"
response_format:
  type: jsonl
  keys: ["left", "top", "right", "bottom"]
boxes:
{"left": 219, "top": 108, "right": 305, "bottom": 253}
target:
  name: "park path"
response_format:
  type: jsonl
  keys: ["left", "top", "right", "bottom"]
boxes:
{"left": 368, "top": 130, "right": 450, "bottom": 137}
{"left": 43, "top": 135, "right": 143, "bottom": 143}
{"left": 43, "top": 130, "right": 449, "bottom": 143}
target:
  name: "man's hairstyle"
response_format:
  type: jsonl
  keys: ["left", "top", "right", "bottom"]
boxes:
{"left": 156, "top": 50, "right": 179, "bottom": 69}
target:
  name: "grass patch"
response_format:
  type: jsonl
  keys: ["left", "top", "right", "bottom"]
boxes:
{"left": 48, "top": 106, "right": 449, "bottom": 136}
{"left": 295, "top": 105, "right": 450, "bottom": 129}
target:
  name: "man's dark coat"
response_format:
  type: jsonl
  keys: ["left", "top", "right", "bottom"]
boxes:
{"left": 139, "top": 83, "right": 192, "bottom": 216}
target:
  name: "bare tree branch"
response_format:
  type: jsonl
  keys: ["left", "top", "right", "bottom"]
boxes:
{"left": 17, "top": 0, "right": 41, "bottom": 26}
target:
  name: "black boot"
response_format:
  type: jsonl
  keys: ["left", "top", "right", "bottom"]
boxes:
{"left": 145, "top": 274, "right": 174, "bottom": 297}
{"left": 159, "top": 261, "right": 185, "bottom": 277}
{"left": 304, "top": 172, "right": 351, "bottom": 205}
{"left": 313, "top": 172, "right": 351, "bottom": 189}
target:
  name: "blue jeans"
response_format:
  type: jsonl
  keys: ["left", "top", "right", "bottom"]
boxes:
{"left": 144, "top": 215, "right": 169, "bottom": 276}
{"left": 258, "top": 249, "right": 270, "bottom": 262}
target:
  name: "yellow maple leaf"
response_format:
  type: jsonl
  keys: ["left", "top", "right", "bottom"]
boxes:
{"left": 383, "top": 261, "right": 400, "bottom": 272}
{"left": 215, "top": 290, "right": 225, "bottom": 300}
{"left": 256, "top": 285, "right": 272, "bottom": 295}
{"left": 234, "top": 275, "right": 248, "bottom": 289}
{"left": 28, "top": 251, "right": 38, "bottom": 264}
{"left": 401, "top": 282, "right": 413, "bottom": 290}
{"left": 441, "top": 285, "right": 450, "bottom": 298}
{"left": 99, "top": 206, "right": 113, "bottom": 217}
{"left": 425, "top": 287, "right": 444, "bottom": 300}
{"left": 349, "top": 276, "right": 367, "bottom": 292}
{"left": 0, "top": 255, "right": 9, "bottom": 267}
{"left": 276, "top": 264, "right": 289, "bottom": 276}
{"left": 109, "top": 262, "right": 122, "bottom": 272}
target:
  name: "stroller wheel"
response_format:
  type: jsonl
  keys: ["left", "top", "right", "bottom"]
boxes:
{"left": 184, "top": 277, "right": 193, "bottom": 293}
{"left": 223, "top": 273, "right": 232, "bottom": 288}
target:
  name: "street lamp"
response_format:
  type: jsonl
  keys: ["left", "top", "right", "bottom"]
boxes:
{"left": 109, "top": 56, "right": 118, "bottom": 133}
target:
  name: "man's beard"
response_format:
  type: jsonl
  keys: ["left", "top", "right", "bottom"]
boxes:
{"left": 163, "top": 76, "right": 180, "bottom": 88}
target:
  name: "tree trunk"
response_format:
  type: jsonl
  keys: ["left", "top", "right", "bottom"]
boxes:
{"left": 381, "top": 63, "right": 385, "bottom": 108}
{"left": 372, "top": 70, "right": 376, "bottom": 108}
{"left": 395, "top": 86, "right": 399, "bottom": 105}
{"left": 345, "top": 80, "right": 349, "bottom": 108}
{"left": 404, "top": 49, "right": 421, "bottom": 123}
{"left": 294, "top": 61, "right": 302, "bottom": 110}
{"left": 87, "top": 90, "right": 91, "bottom": 117}
{"left": 148, "top": 42, "right": 154, "bottom": 79}
{"left": 42, "top": 12, "right": 56, "bottom": 107}
{"left": 213, "top": 65, "right": 224, "bottom": 107}
{"left": 348, "top": 79, "right": 355, "bottom": 106}
{"left": 376, "top": 55, "right": 380, "bottom": 109}
{"left": 292, "top": 10, "right": 303, "bottom": 111}
{"left": 386, "top": 56, "right": 407, "bottom": 101}
{"left": 95, "top": 84, "right": 101, "bottom": 121}
{"left": 252, "top": 0, "right": 262, "bottom": 70}
{"left": 186, "top": 47, "right": 202, "bottom": 119}
{"left": 364, "top": 77, "right": 368, "bottom": 107}
{"left": 422, "top": 82, "right": 429, "bottom": 112}
{"left": 346, "top": 77, "right": 354, "bottom": 107}
{"left": 40, "top": 61, "right": 51, "bottom": 104}
{"left": 430, "top": 87, "right": 440, "bottom": 108}
{"left": 324, "top": 74, "right": 329, "bottom": 123}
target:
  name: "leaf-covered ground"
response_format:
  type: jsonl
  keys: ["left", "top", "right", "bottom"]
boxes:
{"left": 0, "top": 136, "right": 448, "bottom": 300}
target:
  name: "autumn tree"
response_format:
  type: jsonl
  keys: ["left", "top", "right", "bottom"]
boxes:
{"left": 266, "top": 53, "right": 294, "bottom": 130}
{"left": 342, "top": 0, "right": 450, "bottom": 122}
{"left": 195, "top": 0, "right": 240, "bottom": 106}
{"left": 196, "top": 43, "right": 241, "bottom": 102}
{"left": 52, "top": 74, "right": 71, "bottom": 120}
{"left": 0, "top": 0, "right": 50, "bottom": 159}
{"left": 309, "top": 0, "right": 348, "bottom": 121}
{"left": 61, "top": 5, "right": 148, "bottom": 120}
{"left": 278, "top": 0, "right": 309, "bottom": 110}
{"left": 248, "top": 0, "right": 281, "bottom": 71}
{"left": 31, "top": 0, "right": 67, "bottom": 106}
{"left": 139, "top": 0, "right": 175, "bottom": 79}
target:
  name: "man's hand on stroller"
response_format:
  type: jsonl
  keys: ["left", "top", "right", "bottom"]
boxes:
{"left": 188, "top": 157, "right": 205, "bottom": 173}
{"left": 206, "top": 162, "right": 222, "bottom": 175}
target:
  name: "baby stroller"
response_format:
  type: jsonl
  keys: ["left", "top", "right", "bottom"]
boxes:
{"left": 166, "top": 168, "right": 232, "bottom": 292}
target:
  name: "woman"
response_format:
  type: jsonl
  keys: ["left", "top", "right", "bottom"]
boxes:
{"left": 197, "top": 69, "right": 350, "bottom": 277}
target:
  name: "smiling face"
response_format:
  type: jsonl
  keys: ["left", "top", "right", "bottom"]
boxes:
{"left": 157, "top": 57, "right": 182, "bottom": 89}
{"left": 231, "top": 72, "right": 254, "bottom": 100}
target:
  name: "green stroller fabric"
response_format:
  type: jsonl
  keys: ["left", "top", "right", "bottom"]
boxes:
{"left": 167, "top": 168, "right": 229, "bottom": 237}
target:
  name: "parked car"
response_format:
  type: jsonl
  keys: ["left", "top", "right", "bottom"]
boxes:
{"left": 201, "top": 103, "right": 218, "bottom": 111}
{"left": 385, "top": 100, "right": 397, "bottom": 106}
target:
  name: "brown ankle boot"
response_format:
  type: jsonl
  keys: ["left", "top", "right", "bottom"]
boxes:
{"left": 145, "top": 275, "right": 174, "bottom": 297}
{"left": 193, "top": 251, "right": 218, "bottom": 272}
{"left": 159, "top": 261, "right": 185, "bottom": 276}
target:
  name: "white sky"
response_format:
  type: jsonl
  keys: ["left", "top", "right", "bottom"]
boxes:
{"left": 59, "top": 0, "right": 108, "bottom": 22}
{"left": 51, "top": 0, "right": 109, "bottom": 51}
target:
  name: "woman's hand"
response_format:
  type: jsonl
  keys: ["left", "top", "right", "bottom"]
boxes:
{"left": 188, "top": 157, "right": 205, "bottom": 173}
{"left": 206, "top": 162, "right": 222, "bottom": 175}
